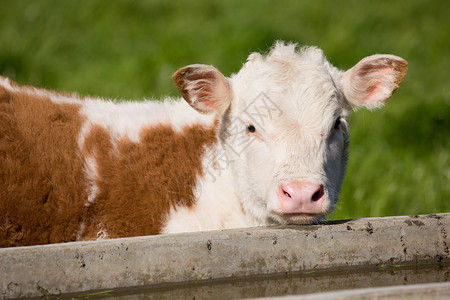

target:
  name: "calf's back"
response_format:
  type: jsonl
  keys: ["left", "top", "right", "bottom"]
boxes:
{"left": 0, "top": 79, "right": 216, "bottom": 247}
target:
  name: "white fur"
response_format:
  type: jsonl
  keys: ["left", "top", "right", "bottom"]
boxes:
{"left": 96, "top": 224, "right": 110, "bottom": 240}
{"left": 76, "top": 222, "right": 86, "bottom": 241}
{"left": 78, "top": 98, "right": 215, "bottom": 144}
{"left": 1, "top": 41, "right": 405, "bottom": 235}
{"left": 221, "top": 43, "right": 348, "bottom": 225}
{"left": 83, "top": 155, "right": 100, "bottom": 205}
{"left": 0, "top": 77, "right": 19, "bottom": 92}
{"left": 162, "top": 146, "right": 254, "bottom": 233}
{"left": 164, "top": 42, "right": 405, "bottom": 230}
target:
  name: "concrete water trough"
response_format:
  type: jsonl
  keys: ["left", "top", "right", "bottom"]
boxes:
{"left": 1, "top": 213, "right": 449, "bottom": 299}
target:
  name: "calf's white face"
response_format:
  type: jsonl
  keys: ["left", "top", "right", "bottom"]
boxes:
{"left": 174, "top": 42, "right": 407, "bottom": 226}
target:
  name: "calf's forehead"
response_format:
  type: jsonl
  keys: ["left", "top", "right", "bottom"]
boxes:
{"left": 232, "top": 56, "right": 342, "bottom": 131}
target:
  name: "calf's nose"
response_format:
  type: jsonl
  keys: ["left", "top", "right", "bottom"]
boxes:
{"left": 277, "top": 181, "right": 325, "bottom": 214}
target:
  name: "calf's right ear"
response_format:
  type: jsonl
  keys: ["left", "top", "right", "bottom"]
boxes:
{"left": 340, "top": 54, "right": 408, "bottom": 110}
{"left": 173, "top": 64, "right": 232, "bottom": 114}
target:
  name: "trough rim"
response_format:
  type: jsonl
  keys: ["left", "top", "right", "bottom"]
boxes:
{"left": 1, "top": 213, "right": 449, "bottom": 299}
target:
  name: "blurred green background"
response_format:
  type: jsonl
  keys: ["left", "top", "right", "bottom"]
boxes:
{"left": 1, "top": 0, "right": 448, "bottom": 220}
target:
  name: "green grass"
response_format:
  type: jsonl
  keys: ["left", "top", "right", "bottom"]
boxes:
{"left": 1, "top": 0, "right": 449, "bottom": 220}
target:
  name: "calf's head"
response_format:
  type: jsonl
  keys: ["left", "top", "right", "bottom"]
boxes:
{"left": 173, "top": 42, "right": 407, "bottom": 225}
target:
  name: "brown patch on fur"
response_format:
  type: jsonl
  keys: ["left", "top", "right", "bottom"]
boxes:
{"left": 80, "top": 122, "right": 218, "bottom": 239}
{"left": 0, "top": 76, "right": 219, "bottom": 247}
{"left": 0, "top": 81, "right": 87, "bottom": 247}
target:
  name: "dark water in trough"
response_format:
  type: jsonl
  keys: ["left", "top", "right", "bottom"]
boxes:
{"left": 59, "top": 261, "right": 449, "bottom": 299}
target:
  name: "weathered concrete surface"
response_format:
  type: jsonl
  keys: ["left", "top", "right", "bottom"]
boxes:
{"left": 1, "top": 213, "right": 449, "bottom": 299}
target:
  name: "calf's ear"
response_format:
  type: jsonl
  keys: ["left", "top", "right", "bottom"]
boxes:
{"left": 340, "top": 54, "right": 408, "bottom": 109}
{"left": 173, "top": 64, "right": 232, "bottom": 114}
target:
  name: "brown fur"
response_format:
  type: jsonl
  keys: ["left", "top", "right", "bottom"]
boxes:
{"left": 79, "top": 123, "right": 217, "bottom": 240}
{"left": 0, "top": 78, "right": 218, "bottom": 247}
{"left": 0, "top": 83, "right": 86, "bottom": 247}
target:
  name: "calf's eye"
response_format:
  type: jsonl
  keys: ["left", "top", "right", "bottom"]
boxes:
{"left": 247, "top": 124, "right": 256, "bottom": 133}
{"left": 334, "top": 118, "right": 341, "bottom": 130}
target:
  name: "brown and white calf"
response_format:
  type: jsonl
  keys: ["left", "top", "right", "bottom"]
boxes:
{"left": 0, "top": 42, "right": 407, "bottom": 247}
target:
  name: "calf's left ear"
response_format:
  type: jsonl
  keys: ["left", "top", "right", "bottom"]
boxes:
{"left": 173, "top": 64, "right": 232, "bottom": 114}
{"left": 340, "top": 54, "right": 408, "bottom": 109}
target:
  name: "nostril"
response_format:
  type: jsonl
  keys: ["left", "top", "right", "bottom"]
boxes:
{"left": 283, "top": 190, "right": 292, "bottom": 198}
{"left": 312, "top": 184, "right": 325, "bottom": 202}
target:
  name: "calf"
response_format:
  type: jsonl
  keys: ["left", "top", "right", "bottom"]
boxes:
{"left": 0, "top": 42, "right": 407, "bottom": 247}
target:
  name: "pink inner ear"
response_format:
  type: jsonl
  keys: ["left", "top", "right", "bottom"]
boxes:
{"left": 173, "top": 64, "right": 232, "bottom": 114}
{"left": 362, "top": 68, "right": 396, "bottom": 103}
{"left": 376, "top": 67, "right": 395, "bottom": 76}
{"left": 200, "top": 98, "right": 219, "bottom": 110}
{"left": 195, "top": 87, "right": 219, "bottom": 111}
{"left": 364, "top": 82, "right": 384, "bottom": 102}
